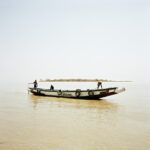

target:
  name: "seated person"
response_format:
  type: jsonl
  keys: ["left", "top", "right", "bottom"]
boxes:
{"left": 50, "top": 85, "right": 54, "bottom": 90}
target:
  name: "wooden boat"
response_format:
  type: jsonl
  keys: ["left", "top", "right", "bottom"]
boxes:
{"left": 29, "top": 87, "right": 125, "bottom": 100}
{"left": 29, "top": 79, "right": 126, "bottom": 100}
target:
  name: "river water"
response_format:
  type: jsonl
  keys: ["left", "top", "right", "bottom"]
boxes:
{"left": 0, "top": 83, "right": 150, "bottom": 150}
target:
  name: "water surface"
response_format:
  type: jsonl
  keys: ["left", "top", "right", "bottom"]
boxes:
{"left": 0, "top": 83, "right": 150, "bottom": 150}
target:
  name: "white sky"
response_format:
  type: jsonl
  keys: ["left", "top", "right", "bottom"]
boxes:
{"left": 0, "top": 0, "right": 150, "bottom": 84}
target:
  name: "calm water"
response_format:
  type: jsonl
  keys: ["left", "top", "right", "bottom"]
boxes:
{"left": 0, "top": 83, "right": 150, "bottom": 150}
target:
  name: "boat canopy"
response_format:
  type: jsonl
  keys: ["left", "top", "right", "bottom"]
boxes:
{"left": 39, "top": 79, "right": 131, "bottom": 82}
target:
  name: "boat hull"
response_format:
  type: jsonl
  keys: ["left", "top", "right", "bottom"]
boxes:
{"left": 29, "top": 87, "right": 125, "bottom": 100}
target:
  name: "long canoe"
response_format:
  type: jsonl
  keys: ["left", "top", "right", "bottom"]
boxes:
{"left": 29, "top": 87, "right": 125, "bottom": 100}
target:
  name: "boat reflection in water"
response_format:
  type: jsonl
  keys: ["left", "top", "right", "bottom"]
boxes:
{"left": 29, "top": 94, "right": 119, "bottom": 113}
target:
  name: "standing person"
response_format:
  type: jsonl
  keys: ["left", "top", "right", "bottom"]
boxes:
{"left": 33, "top": 80, "right": 38, "bottom": 89}
{"left": 97, "top": 81, "right": 102, "bottom": 89}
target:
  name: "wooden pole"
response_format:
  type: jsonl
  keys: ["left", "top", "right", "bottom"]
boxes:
{"left": 39, "top": 79, "right": 131, "bottom": 82}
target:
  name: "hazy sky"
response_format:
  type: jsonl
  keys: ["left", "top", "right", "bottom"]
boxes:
{"left": 0, "top": 0, "right": 150, "bottom": 84}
